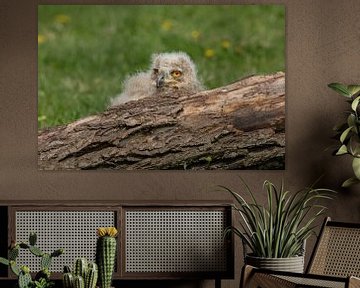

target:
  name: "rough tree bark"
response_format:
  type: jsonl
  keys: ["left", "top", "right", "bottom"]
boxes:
{"left": 38, "top": 72, "right": 285, "bottom": 170}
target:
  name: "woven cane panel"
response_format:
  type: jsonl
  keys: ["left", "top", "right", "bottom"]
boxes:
{"left": 310, "top": 226, "right": 360, "bottom": 277}
{"left": 251, "top": 273, "right": 296, "bottom": 288}
{"left": 125, "top": 210, "right": 227, "bottom": 273}
{"left": 15, "top": 211, "right": 115, "bottom": 272}
{"left": 277, "top": 275, "right": 345, "bottom": 288}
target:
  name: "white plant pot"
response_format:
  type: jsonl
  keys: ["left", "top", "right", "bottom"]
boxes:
{"left": 245, "top": 254, "right": 305, "bottom": 273}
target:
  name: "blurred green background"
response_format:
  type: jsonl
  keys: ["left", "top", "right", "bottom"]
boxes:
{"left": 38, "top": 5, "right": 285, "bottom": 128}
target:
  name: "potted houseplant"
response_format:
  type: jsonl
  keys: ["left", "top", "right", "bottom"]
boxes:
{"left": 328, "top": 83, "right": 360, "bottom": 187}
{"left": 62, "top": 258, "right": 98, "bottom": 288}
{"left": 0, "top": 232, "right": 63, "bottom": 288}
{"left": 96, "top": 227, "right": 118, "bottom": 288}
{"left": 62, "top": 227, "right": 118, "bottom": 288}
{"left": 221, "top": 179, "right": 334, "bottom": 273}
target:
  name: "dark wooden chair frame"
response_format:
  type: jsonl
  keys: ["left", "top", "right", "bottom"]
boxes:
{"left": 240, "top": 217, "right": 360, "bottom": 288}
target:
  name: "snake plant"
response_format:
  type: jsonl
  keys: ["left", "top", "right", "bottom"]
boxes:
{"left": 221, "top": 179, "right": 335, "bottom": 258}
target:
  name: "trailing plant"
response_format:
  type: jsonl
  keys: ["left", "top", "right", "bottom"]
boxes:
{"left": 62, "top": 258, "right": 98, "bottom": 288}
{"left": 221, "top": 179, "right": 335, "bottom": 258}
{"left": 328, "top": 83, "right": 360, "bottom": 187}
{"left": 96, "top": 227, "right": 118, "bottom": 288}
{"left": 0, "top": 232, "right": 63, "bottom": 288}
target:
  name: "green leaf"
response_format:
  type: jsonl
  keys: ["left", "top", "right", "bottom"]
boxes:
{"left": 347, "top": 114, "right": 356, "bottom": 128}
{"left": 50, "top": 248, "right": 64, "bottom": 257}
{"left": 349, "top": 135, "right": 360, "bottom": 156}
{"left": 351, "top": 96, "right": 360, "bottom": 111}
{"left": 328, "top": 83, "right": 351, "bottom": 97}
{"left": 336, "top": 144, "right": 348, "bottom": 155}
{"left": 21, "top": 265, "right": 30, "bottom": 274}
{"left": 342, "top": 177, "right": 360, "bottom": 188}
{"left": 29, "top": 246, "right": 44, "bottom": 257}
{"left": 18, "top": 271, "right": 32, "bottom": 288}
{"left": 19, "top": 243, "right": 29, "bottom": 249}
{"left": 352, "top": 157, "right": 360, "bottom": 180}
{"left": 40, "top": 254, "right": 52, "bottom": 270}
{"left": 348, "top": 85, "right": 360, "bottom": 97}
{"left": 10, "top": 261, "right": 20, "bottom": 276}
{"left": 0, "top": 257, "right": 9, "bottom": 266}
{"left": 340, "top": 126, "right": 353, "bottom": 143}
{"left": 29, "top": 232, "right": 37, "bottom": 246}
{"left": 8, "top": 247, "right": 19, "bottom": 261}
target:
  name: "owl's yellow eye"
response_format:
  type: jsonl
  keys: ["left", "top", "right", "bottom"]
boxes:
{"left": 171, "top": 70, "right": 182, "bottom": 78}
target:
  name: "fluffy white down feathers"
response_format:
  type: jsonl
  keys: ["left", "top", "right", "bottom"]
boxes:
{"left": 110, "top": 52, "right": 204, "bottom": 106}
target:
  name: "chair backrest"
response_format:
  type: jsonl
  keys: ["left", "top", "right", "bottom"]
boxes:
{"left": 307, "top": 217, "right": 360, "bottom": 277}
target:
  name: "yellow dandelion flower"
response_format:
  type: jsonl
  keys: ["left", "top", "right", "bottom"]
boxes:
{"left": 38, "top": 34, "right": 47, "bottom": 44}
{"left": 161, "top": 20, "right": 173, "bottom": 31}
{"left": 191, "top": 30, "right": 200, "bottom": 40}
{"left": 221, "top": 40, "right": 231, "bottom": 49}
{"left": 54, "top": 14, "right": 71, "bottom": 25}
{"left": 204, "top": 49, "right": 215, "bottom": 59}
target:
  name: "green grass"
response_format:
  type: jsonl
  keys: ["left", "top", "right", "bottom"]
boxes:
{"left": 38, "top": 5, "right": 285, "bottom": 128}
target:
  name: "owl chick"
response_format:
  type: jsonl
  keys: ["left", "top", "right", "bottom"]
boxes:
{"left": 110, "top": 52, "right": 204, "bottom": 106}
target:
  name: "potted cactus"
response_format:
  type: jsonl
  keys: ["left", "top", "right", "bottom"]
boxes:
{"left": 0, "top": 232, "right": 63, "bottom": 288}
{"left": 62, "top": 258, "right": 98, "bottom": 288}
{"left": 96, "top": 227, "right": 118, "bottom": 288}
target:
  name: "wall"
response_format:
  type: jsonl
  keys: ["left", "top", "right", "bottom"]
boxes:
{"left": 0, "top": 0, "right": 359, "bottom": 287}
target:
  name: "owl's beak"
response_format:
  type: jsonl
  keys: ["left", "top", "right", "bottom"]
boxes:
{"left": 156, "top": 73, "right": 165, "bottom": 88}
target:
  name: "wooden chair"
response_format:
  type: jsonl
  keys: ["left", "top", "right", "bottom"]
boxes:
{"left": 241, "top": 217, "right": 360, "bottom": 288}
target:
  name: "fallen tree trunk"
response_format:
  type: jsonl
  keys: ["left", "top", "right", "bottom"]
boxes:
{"left": 38, "top": 72, "right": 285, "bottom": 170}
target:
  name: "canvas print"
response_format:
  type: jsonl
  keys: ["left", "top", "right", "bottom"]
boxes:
{"left": 37, "top": 5, "right": 285, "bottom": 170}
